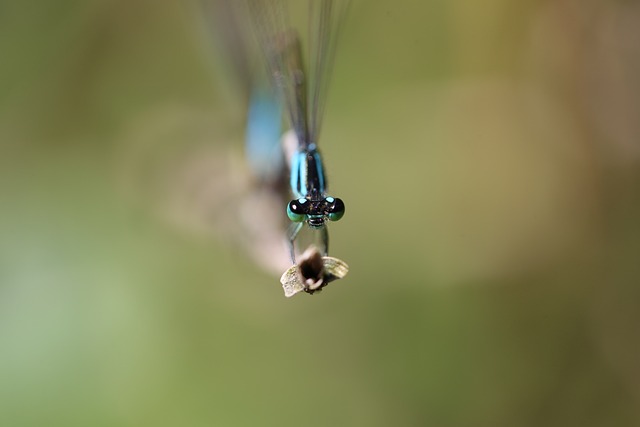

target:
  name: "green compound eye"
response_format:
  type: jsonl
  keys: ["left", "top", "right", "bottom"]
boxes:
{"left": 287, "top": 199, "right": 307, "bottom": 222}
{"left": 326, "top": 197, "right": 345, "bottom": 221}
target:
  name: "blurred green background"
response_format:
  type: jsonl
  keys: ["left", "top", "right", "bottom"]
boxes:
{"left": 2, "top": 1, "right": 640, "bottom": 426}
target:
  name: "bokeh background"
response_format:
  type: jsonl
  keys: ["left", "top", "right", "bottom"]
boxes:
{"left": 2, "top": 0, "right": 640, "bottom": 426}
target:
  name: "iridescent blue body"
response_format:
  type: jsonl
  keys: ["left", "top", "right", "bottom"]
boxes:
{"left": 289, "top": 143, "right": 325, "bottom": 200}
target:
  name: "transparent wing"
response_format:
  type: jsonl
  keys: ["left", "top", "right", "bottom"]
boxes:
{"left": 246, "top": 0, "right": 350, "bottom": 149}
{"left": 307, "top": 0, "right": 350, "bottom": 144}
{"left": 247, "top": 0, "right": 310, "bottom": 146}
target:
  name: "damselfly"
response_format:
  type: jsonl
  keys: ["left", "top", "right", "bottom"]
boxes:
{"left": 247, "top": 0, "right": 349, "bottom": 262}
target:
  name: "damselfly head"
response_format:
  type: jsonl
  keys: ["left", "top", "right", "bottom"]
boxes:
{"left": 286, "top": 196, "right": 345, "bottom": 226}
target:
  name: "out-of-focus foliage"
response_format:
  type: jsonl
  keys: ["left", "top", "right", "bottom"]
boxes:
{"left": 1, "top": 1, "right": 640, "bottom": 426}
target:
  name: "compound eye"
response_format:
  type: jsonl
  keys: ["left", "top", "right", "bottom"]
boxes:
{"left": 287, "top": 198, "right": 307, "bottom": 222}
{"left": 326, "top": 197, "right": 345, "bottom": 221}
